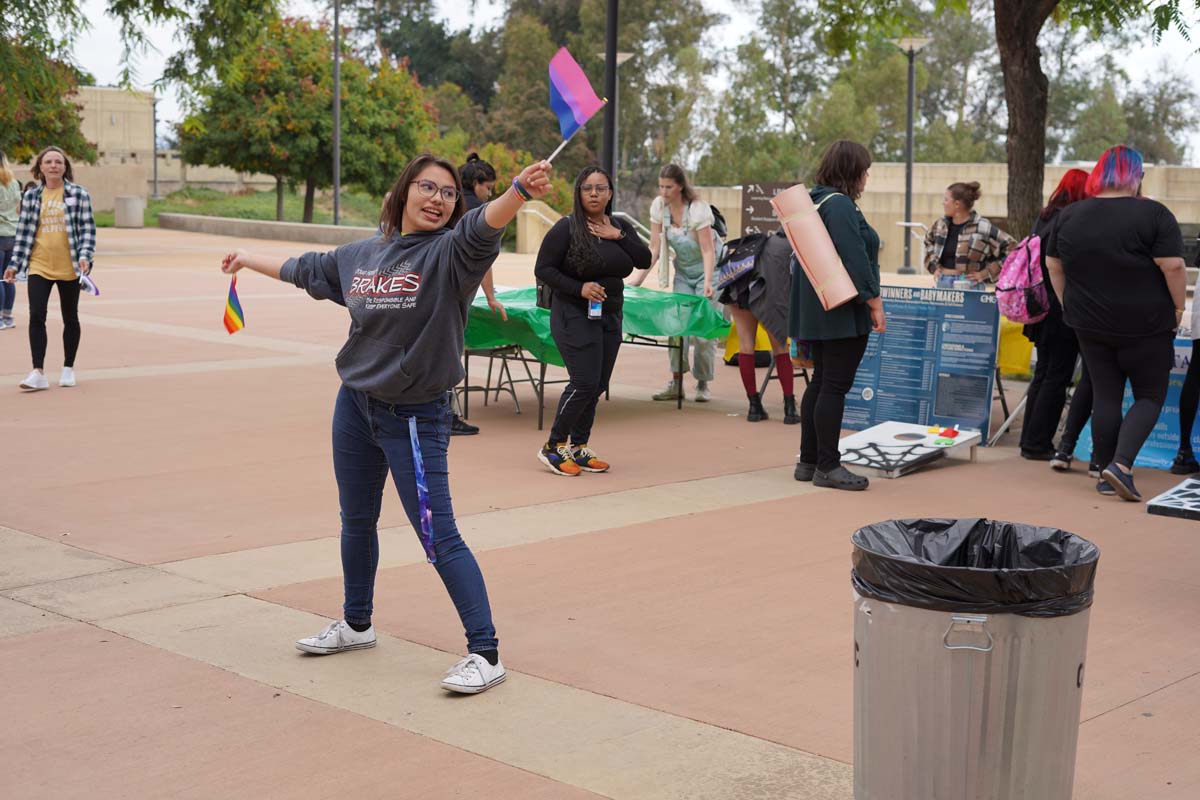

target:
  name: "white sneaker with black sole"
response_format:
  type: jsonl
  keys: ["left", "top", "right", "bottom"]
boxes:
{"left": 295, "top": 620, "right": 377, "bottom": 654}
{"left": 19, "top": 370, "right": 48, "bottom": 391}
{"left": 441, "top": 653, "right": 506, "bottom": 694}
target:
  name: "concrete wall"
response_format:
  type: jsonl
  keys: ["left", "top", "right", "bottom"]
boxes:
{"left": 77, "top": 86, "right": 154, "bottom": 164}
{"left": 158, "top": 213, "right": 375, "bottom": 246}
{"left": 9, "top": 162, "right": 150, "bottom": 214}
{"left": 148, "top": 151, "right": 277, "bottom": 197}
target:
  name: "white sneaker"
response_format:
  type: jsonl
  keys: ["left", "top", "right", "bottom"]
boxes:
{"left": 19, "top": 370, "right": 48, "bottom": 391}
{"left": 441, "top": 653, "right": 506, "bottom": 694}
{"left": 694, "top": 381, "right": 711, "bottom": 402}
{"left": 652, "top": 380, "right": 685, "bottom": 401}
{"left": 59, "top": 367, "right": 76, "bottom": 387}
{"left": 295, "top": 620, "right": 377, "bottom": 655}
{"left": 0, "top": 317, "right": 14, "bottom": 330}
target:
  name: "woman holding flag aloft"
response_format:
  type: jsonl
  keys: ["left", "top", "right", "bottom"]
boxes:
{"left": 219, "top": 153, "right": 555, "bottom": 694}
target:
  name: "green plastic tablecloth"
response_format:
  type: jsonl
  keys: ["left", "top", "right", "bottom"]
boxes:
{"left": 465, "top": 286, "right": 730, "bottom": 367}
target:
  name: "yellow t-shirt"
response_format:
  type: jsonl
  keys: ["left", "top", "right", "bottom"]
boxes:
{"left": 29, "top": 187, "right": 75, "bottom": 281}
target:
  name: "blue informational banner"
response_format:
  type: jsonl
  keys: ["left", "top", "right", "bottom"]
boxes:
{"left": 1074, "top": 337, "right": 1194, "bottom": 469}
{"left": 843, "top": 286, "right": 1001, "bottom": 437}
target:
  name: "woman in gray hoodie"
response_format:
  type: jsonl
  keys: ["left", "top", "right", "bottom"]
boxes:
{"left": 220, "top": 153, "right": 554, "bottom": 694}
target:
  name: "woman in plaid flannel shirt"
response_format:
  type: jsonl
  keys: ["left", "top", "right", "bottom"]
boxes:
{"left": 923, "top": 182, "right": 1015, "bottom": 289}
{"left": 2, "top": 146, "right": 96, "bottom": 391}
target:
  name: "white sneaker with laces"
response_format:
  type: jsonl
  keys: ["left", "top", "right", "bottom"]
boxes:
{"left": 295, "top": 620, "right": 377, "bottom": 655}
{"left": 694, "top": 381, "right": 711, "bottom": 402}
{"left": 59, "top": 367, "right": 76, "bottom": 387}
{"left": 651, "top": 380, "right": 685, "bottom": 401}
{"left": 441, "top": 653, "right": 506, "bottom": 694}
{"left": 19, "top": 370, "right": 49, "bottom": 391}
{"left": 0, "top": 317, "right": 14, "bottom": 330}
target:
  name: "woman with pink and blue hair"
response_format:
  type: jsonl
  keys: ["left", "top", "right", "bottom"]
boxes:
{"left": 1045, "top": 146, "right": 1188, "bottom": 502}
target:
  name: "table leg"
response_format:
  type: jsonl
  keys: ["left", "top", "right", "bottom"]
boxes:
{"left": 463, "top": 352, "right": 470, "bottom": 419}
{"left": 538, "top": 361, "right": 547, "bottom": 431}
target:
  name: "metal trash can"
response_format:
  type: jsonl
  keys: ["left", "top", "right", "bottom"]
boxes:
{"left": 851, "top": 518, "right": 1099, "bottom": 800}
{"left": 114, "top": 195, "right": 145, "bottom": 228}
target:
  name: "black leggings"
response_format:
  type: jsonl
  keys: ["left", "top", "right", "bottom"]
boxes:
{"left": 1057, "top": 360, "right": 1093, "bottom": 456}
{"left": 800, "top": 335, "right": 870, "bottom": 472}
{"left": 1020, "top": 327, "right": 1080, "bottom": 454}
{"left": 548, "top": 301, "right": 622, "bottom": 446}
{"left": 1180, "top": 339, "right": 1200, "bottom": 453}
{"left": 28, "top": 274, "right": 81, "bottom": 370}
{"left": 1076, "top": 331, "right": 1174, "bottom": 469}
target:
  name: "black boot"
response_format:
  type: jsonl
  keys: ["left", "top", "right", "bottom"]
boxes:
{"left": 783, "top": 395, "right": 800, "bottom": 425}
{"left": 746, "top": 393, "right": 768, "bottom": 422}
{"left": 1172, "top": 449, "right": 1200, "bottom": 475}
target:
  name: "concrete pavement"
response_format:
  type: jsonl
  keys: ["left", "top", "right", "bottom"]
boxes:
{"left": 0, "top": 228, "right": 1196, "bottom": 799}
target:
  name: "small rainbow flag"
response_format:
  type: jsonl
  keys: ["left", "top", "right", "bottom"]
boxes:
{"left": 547, "top": 48, "right": 606, "bottom": 159}
{"left": 223, "top": 276, "right": 245, "bottom": 334}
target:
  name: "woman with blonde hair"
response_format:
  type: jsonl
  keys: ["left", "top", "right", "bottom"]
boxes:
{"left": 0, "top": 152, "right": 22, "bottom": 329}
{"left": 3, "top": 146, "right": 96, "bottom": 390}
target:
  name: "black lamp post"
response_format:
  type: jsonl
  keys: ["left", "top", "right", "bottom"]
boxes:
{"left": 333, "top": 0, "right": 342, "bottom": 225}
{"left": 601, "top": 0, "right": 618, "bottom": 187}
{"left": 891, "top": 37, "right": 930, "bottom": 274}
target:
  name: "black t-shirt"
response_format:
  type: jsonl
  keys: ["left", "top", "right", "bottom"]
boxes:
{"left": 533, "top": 216, "right": 652, "bottom": 313}
{"left": 940, "top": 219, "right": 966, "bottom": 271}
{"left": 1045, "top": 196, "right": 1183, "bottom": 338}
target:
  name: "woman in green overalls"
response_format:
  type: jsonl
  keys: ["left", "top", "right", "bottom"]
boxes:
{"left": 629, "top": 163, "right": 724, "bottom": 402}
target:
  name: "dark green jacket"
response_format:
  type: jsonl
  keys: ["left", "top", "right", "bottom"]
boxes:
{"left": 787, "top": 185, "right": 881, "bottom": 341}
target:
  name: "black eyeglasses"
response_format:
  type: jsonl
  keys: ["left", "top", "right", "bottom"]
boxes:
{"left": 412, "top": 179, "right": 459, "bottom": 203}
{"left": 580, "top": 184, "right": 611, "bottom": 195}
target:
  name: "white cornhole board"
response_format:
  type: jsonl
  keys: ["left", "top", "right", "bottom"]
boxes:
{"left": 836, "top": 421, "right": 982, "bottom": 479}
{"left": 1147, "top": 478, "right": 1200, "bottom": 522}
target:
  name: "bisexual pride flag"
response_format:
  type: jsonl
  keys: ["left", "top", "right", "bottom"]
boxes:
{"left": 223, "top": 275, "right": 245, "bottom": 334}
{"left": 548, "top": 48, "right": 606, "bottom": 158}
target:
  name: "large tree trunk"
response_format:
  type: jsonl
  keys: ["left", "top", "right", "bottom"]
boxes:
{"left": 275, "top": 176, "right": 284, "bottom": 222}
{"left": 303, "top": 178, "right": 316, "bottom": 224}
{"left": 993, "top": 0, "right": 1059, "bottom": 237}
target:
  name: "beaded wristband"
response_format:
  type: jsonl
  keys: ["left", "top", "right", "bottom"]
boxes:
{"left": 511, "top": 176, "right": 533, "bottom": 201}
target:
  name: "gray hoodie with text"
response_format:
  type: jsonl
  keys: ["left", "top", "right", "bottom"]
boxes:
{"left": 279, "top": 205, "right": 502, "bottom": 404}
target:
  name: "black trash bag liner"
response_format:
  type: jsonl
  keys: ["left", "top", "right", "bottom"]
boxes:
{"left": 851, "top": 518, "right": 1100, "bottom": 618}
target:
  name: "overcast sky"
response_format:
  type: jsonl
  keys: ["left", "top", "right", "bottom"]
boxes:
{"left": 74, "top": 0, "right": 1200, "bottom": 164}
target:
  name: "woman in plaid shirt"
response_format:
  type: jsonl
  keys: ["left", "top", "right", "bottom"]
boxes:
{"left": 923, "top": 182, "right": 1014, "bottom": 289}
{"left": 2, "top": 146, "right": 96, "bottom": 391}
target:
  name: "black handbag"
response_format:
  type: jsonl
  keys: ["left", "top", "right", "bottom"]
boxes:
{"left": 713, "top": 233, "right": 769, "bottom": 290}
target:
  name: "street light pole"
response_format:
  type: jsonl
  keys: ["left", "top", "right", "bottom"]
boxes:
{"left": 902, "top": 46, "right": 916, "bottom": 274}
{"left": 333, "top": 0, "right": 342, "bottom": 226}
{"left": 891, "top": 37, "right": 929, "bottom": 275}
{"left": 602, "top": 0, "right": 618, "bottom": 190}
{"left": 151, "top": 95, "right": 159, "bottom": 199}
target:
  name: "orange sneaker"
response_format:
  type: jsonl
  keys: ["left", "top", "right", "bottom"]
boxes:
{"left": 571, "top": 444, "right": 610, "bottom": 473}
{"left": 538, "top": 442, "right": 581, "bottom": 476}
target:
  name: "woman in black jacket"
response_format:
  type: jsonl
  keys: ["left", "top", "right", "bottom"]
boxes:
{"left": 1019, "top": 168, "right": 1089, "bottom": 461}
{"left": 534, "top": 166, "right": 651, "bottom": 476}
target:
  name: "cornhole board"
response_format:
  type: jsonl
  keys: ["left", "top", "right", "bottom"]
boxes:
{"left": 836, "top": 421, "right": 982, "bottom": 479}
{"left": 1147, "top": 478, "right": 1200, "bottom": 521}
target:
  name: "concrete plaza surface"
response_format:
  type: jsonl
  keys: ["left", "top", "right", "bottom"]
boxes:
{"left": 1, "top": 228, "right": 1196, "bottom": 799}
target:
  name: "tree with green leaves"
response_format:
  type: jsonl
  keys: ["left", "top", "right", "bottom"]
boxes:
{"left": 0, "top": 43, "right": 97, "bottom": 162}
{"left": 815, "top": 0, "right": 1196, "bottom": 235}
{"left": 179, "top": 18, "right": 434, "bottom": 223}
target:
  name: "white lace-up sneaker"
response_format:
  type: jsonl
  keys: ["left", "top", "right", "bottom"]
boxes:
{"left": 441, "top": 653, "right": 506, "bottom": 694}
{"left": 0, "top": 316, "right": 14, "bottom": 330}
{"left": 652, "top": 380, "right": 685, "bottom": 401}
{"left": 19, "top": 370, "right": 48, "bottom": 391}
{"left": 295, "top": 620, "right": 377, "bottom": 655}
{"left": 694, "top": 381, "right": 711, "bottom": 402}
{"left": 59, "top": 367, "right": 76, "bottom": 387}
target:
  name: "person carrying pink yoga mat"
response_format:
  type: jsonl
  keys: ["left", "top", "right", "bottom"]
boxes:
{"left": 771, "top": 183, "right": 858, "bottom": 311}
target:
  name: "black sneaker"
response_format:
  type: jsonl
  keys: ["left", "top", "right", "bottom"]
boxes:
{"left": 1171, "top": 450, "right": 1200, "bottom": 475}
{"left": 1020, "top": 449, "right": 1054, "bottom": 461}
{"left": 451, "top": 414, "right": 480, "bottom": 436}
{"left": 1100, "top": 463, "right": 1142, "bottom": 502}
{"left": 1049, "top": 451, "right": 1073, "bottom": 471}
